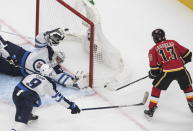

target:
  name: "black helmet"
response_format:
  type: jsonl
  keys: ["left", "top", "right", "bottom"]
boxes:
{"left": 152, "top": 29, "right": 166, "bottom": 43}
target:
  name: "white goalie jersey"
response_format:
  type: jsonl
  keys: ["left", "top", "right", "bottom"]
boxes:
{"left": 24, "top": 47, "right": 52, "bottom": 74}
{"left": 29, "top": 33, "right": 86, "bottom": 89}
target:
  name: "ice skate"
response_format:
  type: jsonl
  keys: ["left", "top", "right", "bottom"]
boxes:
{"left": 188, "top": 101, "right": 193, "bottom": 113}
{"left": 28, "top": 113, "right": 39, "bottom": 121}
{"left": 144, "top": 106, "right": 157, "bottom": 120}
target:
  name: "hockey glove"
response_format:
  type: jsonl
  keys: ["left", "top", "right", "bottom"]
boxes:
{"left": 148, "top": 70, "right": 162, "bottom": 79}
{"left": 182, "top": 51, "right": 192, "bottom": 64}
{"left": 68, "top": 102, "right": 81, "bottom": 114}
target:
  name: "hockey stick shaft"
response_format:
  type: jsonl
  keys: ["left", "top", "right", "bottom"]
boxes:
{"left": 16, "top": 64, "right": 80, "bottom": 89}
{"left": 2, "top": 57, "right": 79, "bottom": 90}
{"left": 116, "top": 75, "right": 148, "bottom": 91}
{"left": 20, "top": 65, "right": 79, "bottom": 89}
{"left": 81, "top": 103, "right": 143, "bottom": 111}
{"left": 81, "top": 91, "right": 149, "bottom": 111}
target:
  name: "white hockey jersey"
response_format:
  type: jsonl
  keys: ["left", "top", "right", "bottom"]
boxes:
{"left": 24, "top": 47, "right": 52, "bottom": 74}
{"left": 21, "top": 74, "right": 71, "bottom": 108}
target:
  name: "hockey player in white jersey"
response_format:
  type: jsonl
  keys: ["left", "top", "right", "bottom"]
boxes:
{"left": 0, "top": 31, "right": 64, "bottom": 76}
{"left": 73, "top": 0, "right": 124, "bottom": 69}
{"left": 0, "top": 30, "right": 83, "bottom": 89}
{"left": 11, "top": 64, "right": 81, "bottom": 131}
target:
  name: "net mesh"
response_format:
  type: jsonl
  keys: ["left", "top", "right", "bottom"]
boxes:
{"left": 36, "top": 0, "right": 125, "bottom": 88}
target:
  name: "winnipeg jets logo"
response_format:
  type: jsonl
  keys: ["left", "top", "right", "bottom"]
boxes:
{"left": 33, "top": 59, "right": 46, "bottom": 72}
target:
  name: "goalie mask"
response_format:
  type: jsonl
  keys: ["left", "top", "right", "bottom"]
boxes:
{"left": 40, "top": 64, "right": 54, "bottom": 77}
{"left": 44, "top": 28, "right": 64, "bottom": 46}
{"left": 52, "top": 51, "right": 65, "bottom": 65}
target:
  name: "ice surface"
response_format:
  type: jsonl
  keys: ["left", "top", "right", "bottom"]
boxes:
{"left": 0, "top": 0, "right": 193, "bottom": 131}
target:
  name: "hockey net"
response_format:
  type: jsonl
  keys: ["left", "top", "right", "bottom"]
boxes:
{"left": 35, "top": 0, "right": 125, "bottom": 88}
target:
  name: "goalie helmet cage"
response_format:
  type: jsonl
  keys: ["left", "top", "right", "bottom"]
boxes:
{"left": 35, "top": 0, "right": 94, "bottom": 88}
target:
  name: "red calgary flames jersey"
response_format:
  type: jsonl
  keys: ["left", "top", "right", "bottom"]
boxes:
{"left": 148, "top": 40, "right": 189, "bottom": 72}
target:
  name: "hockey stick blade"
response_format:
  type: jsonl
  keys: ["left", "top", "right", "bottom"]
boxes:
{"left": 142, "top": 91, "right": 149, "bottom": 105}
{"left": 126, "top": 91, "right": 149, "bottom": 106}
{"left": 81, "top": 91, "right": 149, "bottom": 111}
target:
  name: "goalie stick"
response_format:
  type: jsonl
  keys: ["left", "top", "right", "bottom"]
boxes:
{"left": 81, "top": 91, "right": 149, "bottom": 111}
{"left": 3, "top": 57, "right": 81, "bottom": 90}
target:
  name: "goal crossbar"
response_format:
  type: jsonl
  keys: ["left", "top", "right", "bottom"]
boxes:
{"left": 35, "top": 0, "right": 95, "bottom": 88}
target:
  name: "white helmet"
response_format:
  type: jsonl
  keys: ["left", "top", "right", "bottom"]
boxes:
{"left": 40, "top": 64, "right": 53, "bottom": 77}
{"left": 52, "top": 51, "right": 65, "bottom": 65}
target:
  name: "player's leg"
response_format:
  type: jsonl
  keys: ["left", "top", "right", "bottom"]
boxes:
{"left": 0, "top": 58, "right": 21, "bottom": 76}
{"left": 178, "top": 69, "right": 193, "bottom": 113}
{"left": 11, "top": 88, "right": 35, "bottom": 130}
{"left": 144, "top": 72, "right": 172, "bottom": 118}
{"left": 0, "top": 39, "right": 28, "bottom": 76}
{"left": 144, "top": 87, "right": 160, "bottom": 117}
{"left": 13, "top": 88, "right": 40, "bottom": 121}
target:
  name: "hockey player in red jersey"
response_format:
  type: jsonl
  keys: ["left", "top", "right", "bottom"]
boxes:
{"left": 144, "top": 29, "right": 193, "bottom": 118}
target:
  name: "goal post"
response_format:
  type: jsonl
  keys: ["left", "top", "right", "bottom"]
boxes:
{"left": 35, "top": 0, "right": 95, "bottom": 88}
{"left": 35, "top": 0, "right": 125, "bottom": 89}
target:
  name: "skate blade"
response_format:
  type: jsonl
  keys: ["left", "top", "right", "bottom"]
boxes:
{"left": 144, "top": 114, "right": 153, "bottom": 121}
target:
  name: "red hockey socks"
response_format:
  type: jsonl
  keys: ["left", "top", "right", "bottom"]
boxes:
{"left": 148, "top": 87, "right": 161, "bottom": 109}
{"left": 183, "top": 85, "right": 193, "bottom": 102}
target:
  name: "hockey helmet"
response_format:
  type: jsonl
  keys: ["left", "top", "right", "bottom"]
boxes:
{"left": 44, "top": 28, "right": 64, "bottom": 46}
{"left": 40, "top": 64, "right": 53, "bottom": 77}
{"left": 152, "top": 29, "right": 166, "bottom": 43}
{"left": 53, "top": 51, "right": 65, "bottom": 64}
